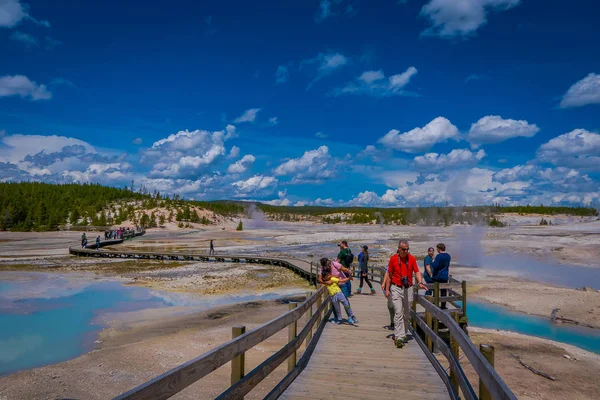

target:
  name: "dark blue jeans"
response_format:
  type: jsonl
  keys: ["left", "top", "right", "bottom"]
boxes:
{"left": 341, "top": 281, "right": 352, "bottom": 298}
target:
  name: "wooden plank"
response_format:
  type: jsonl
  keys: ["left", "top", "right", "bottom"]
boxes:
{"left": 423, "top": 282, "right": 462, "bottom": 290}
{"left": 283, "top": 293, "right": 449, "bottom": 400}
{"left": 439, "top": 295, "right": 462, "bottom": 303}
{"left": 408, "top": 325, "right": 458, "bottom": 400}
{"left": 417, "top": 296, "right": 517, "bottom": 400}
{"left": 263, "top": 307, "right": 333, "bottom": 400}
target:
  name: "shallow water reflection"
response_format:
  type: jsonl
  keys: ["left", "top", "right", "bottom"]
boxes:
{"left": 0, "top": 272, "right": 307, "bottom": 376}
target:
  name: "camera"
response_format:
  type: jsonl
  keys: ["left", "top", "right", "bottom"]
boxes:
{"left": 401, "top": 276, "right": 410, "bottom": 289}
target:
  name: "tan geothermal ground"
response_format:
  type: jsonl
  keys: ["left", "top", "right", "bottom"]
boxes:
{"left": 1, "top": 216, "right": 599, "bottom": 399}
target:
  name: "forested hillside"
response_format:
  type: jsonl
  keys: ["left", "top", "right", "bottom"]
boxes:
{"left": 0, "top": 182, "right": 245, "bottom": 232}
{"left": 0, "top": 182, "right": 147, "bottom": 231}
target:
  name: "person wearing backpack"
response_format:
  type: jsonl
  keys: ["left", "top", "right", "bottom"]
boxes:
{"left": 337, "top": 240, "right": 354, "bottom": 298}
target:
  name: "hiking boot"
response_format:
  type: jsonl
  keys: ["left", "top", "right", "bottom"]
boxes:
{"left": 355, "top": 290, "right": 362, "bottom": 295}
{"left": 347, "top": 318, "right": 355, "bottom": 326}
{"left": 350, "top": 316, "right": 359, "bottom": 324}
{"left": 395, "top": 339, "right": 405, "bottom": 348}
{"left": 370, "top": 289, "right": 376, "bottom": 295}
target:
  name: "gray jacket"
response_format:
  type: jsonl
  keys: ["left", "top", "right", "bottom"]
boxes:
{"left": 358, "top": 252, "right": 369, "bottom": 272}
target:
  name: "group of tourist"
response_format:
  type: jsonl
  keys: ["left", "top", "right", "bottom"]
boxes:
{"left": 80, "top": 226, "right": 143, "bottom": 249}
{"left": 104, "top": 226, "right": 142, "bottom": 241}
{"left": 318, "top": 239, "right": 451, "bottom": 349}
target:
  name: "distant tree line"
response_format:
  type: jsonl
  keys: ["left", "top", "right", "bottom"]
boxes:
{"left": 259, "top": 204, "right": 598, "bottom": 226}
{"left": 1, "top": 182, "right": 596, "bottom": 231}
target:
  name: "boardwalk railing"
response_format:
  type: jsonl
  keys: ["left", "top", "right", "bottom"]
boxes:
{"left": 410, "top": 281, "right": 517, "bottom": 400}
{"left": 114, "top": 288, "right": 331, "bottom": 400}
{"left": 70, "top": 244, "right": 517, "bottom": 400}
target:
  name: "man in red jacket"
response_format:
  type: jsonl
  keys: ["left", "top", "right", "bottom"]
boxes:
{"left": 385, "top": 239, "right": 427, "bottom": 348}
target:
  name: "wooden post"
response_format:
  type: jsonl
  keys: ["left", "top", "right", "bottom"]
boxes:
{"left": 462, "top": 280, "right": 467, "bottom": 318}
{"left": 231, "top": 326, "right": 246, "bottom": 387}
{"left": 425, "top": 295, "right": 433, "bottom": 352}
{"left": 412, "top": 284, "right": 418, "bottom": 331}
{"left": 433, "top": 282, "right": 440, "bottom": 352}
{"left": 316, "top": 292, "right": 322, "bottom": 325}
{"left": 306, "top": 292, "right": 313, "bottom": 348}
{"left": 288, "top": 302, "right": 298, "bottom": 372}
{"left": 450, "top": 311, "right": 460, "bottom": 398}
{"left": 479, "top": 344, "right": 495, "bottom": 400}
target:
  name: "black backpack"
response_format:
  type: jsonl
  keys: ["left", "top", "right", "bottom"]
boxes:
{"left": 345, "top": 249, "right": 354, "bottom": 267}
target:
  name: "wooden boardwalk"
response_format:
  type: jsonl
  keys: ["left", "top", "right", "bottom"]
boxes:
{"left": 282, "top": 292, "right": 449, "bottom": 400}
{"left": 72, "top": 243, "right": 514, "bottom": 400}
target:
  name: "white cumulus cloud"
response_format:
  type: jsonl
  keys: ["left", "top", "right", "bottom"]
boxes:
{"left": 0, "top": 0, "right": 26, "bottom": 28}
{"left": 228, "top": 154, "right": 255, "bottom": 174}
{"left": 377, "top": 117, "right": 460, "bottom": 153}
{"left": 273, "top": 145, "right": 339, "bottom": 183}
{"left": 0, "top": 0, "right": 49, "bottom": 28}
{"left": 420, "top": 0, "right": 521, "bottom": 39}
{"left": 335, "top": 67, "right": 418, "bottom": 97}
{"left": 537, "top": 129, "right": 600, "bottom": 170}
{"left": 414, "top": 149, "right": 486, "bottom": 171}
{"left": 0, "top": 75, "right": 52, "bottom": 100}
{"left": 233, "top": 108, "right": 260, "bottom": 123}
{"left": 143, "top": 127, "right": 234, "bottom": 178}
{"left": 467, "top": 115, "right": 539, "bottom": 148}
{"left": 228, "top": 145, "right": 240, "bottom": 159}
{"left": 560, "top": 73, "right": 600, "bottom": 108}
{"left": 231, "top": 175, "right": 278, "bottom": 197}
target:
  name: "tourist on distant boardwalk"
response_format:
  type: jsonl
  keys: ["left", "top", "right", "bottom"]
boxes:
{"left": 424, "top": 247, "right": 435, "bottom": 296}
{"left": 431, "top": 243, "right": 451, "bottom": 309}
{"left": 336, "top": 240, "right": 354, "bottom": 297}
{"left": 321, "top": 263, "right": 358, "bottom": 325}
{"left": 356, "top": 245, "right": 375, "bottom": 295}
{"left": 318, "top": 257, "right": 352, "bottom": 321}
{"left": 209, "top": 239, "right": 215, "bottom": 255}
{"left": 96, "top": 235, "right": 101, "bottom": 249}
{"left": 385, "top": 239, "right": 427, "bottom": 348}
{"left": 81, "top": 233, "right": 87, "bottom": 249}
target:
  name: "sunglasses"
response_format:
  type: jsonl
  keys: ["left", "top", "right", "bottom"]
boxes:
{"left": 399, "top": 247, "right": 409, "bottom": 251}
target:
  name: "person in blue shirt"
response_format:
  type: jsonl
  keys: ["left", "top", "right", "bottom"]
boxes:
{"left": 356, "top": 245, "right": 375, "bottom": 295}
{"left": 430, "top": 243, "right": 451, "bottom": 309}
{"left": 423, "top": 247, "right": 435, "bottom": 295}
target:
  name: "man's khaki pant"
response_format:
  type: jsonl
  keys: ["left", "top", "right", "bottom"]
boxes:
{"left": 391, "top": 284, "right": 412, "bottom": 339}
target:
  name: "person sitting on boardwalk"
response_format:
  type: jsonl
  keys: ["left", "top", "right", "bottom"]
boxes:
{"left": 321, "top": 263, "right": 358, "bottom": 325}
{"left": 385, "top": 239, "right": 427, "bottom": 348}
{"left": 430, "top": 243, "right": 451, "bottom": 309}
{"left": 356, "top": 245, "right": 375, "bottom": 295}
{"left": 318, "top": 257, "right": 352, "bottom": 322}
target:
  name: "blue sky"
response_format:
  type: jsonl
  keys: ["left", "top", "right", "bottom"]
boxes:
{"left": 1, "top": 0, "right": 600, "bottom": 207}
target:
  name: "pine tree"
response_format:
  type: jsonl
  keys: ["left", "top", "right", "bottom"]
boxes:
{"left": 236, "top": 220, "right": 243, "bottom": 231}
